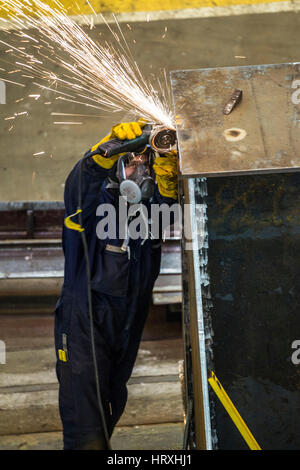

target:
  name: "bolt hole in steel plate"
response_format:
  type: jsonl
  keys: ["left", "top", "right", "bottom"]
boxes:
{"left": 170, "top": 63, "right": 300, "bottom": 178}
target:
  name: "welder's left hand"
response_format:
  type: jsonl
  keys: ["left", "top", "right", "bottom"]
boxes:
{"left": 153, "top": 150, "right": 178, "bottom": 200}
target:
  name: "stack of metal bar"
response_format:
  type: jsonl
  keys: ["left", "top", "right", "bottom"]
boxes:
{"left": 0, "top": 201, "right": 182, "bottom": 314}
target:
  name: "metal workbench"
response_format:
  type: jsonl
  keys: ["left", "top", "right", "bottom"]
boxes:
{"left": 171, "top": 62, "right": 300, "bottom": 450}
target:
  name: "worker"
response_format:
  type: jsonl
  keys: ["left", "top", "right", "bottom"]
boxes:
{"left": 54, "top": 120, "right": 178, "bottom": 450}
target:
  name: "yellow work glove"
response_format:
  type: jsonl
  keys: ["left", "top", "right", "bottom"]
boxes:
{"left": 153, "top": 150, "right": 178, "bottom": 200}
{"left": 91, "top": 120, "right": 147, "bottom": 169}
{"left": 111, "top": 120, "right": 147, "bottom": 140}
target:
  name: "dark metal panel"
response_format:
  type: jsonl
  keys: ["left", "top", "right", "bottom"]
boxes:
{"left": 202, "top": 172, "right": 300, "bottom": 450}
{"left": 171, "top": 63, "right": 300, "bottom": 177}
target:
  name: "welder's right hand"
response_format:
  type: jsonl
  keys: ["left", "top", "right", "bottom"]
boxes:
{"left": 90, "top": 120, "right": 148, "bottom": 169}
{"left": 110, "top": 120, "right": 147, "bottom": 140}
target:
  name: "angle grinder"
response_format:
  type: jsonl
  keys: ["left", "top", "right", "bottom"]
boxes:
{"left": 85, "top": 124, "right": 177, "bottom": 159}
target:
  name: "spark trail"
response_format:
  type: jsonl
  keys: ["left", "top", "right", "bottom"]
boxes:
{"left": 0, "top": 0, "right": 175, "bottom": 128}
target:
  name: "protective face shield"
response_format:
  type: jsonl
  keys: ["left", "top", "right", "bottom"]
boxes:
{"left": 116, "top": 151, "right": 155, "bottom": 204}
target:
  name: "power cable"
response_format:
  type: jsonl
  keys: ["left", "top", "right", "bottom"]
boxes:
{"left": 78, "top": 156, "right": 112, "bottom": 450}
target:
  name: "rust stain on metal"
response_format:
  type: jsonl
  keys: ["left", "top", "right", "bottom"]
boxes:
{"left": 223, "top": 128, "right": 247, "bottom": 142}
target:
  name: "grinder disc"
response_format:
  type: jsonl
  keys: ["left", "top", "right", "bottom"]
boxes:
{"left": 150, "top": 126, "right": 177, "bottom": 153}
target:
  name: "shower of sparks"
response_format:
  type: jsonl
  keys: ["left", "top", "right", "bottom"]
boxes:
{"left": 0, "top": 0, "right": 175, "bottom": 129}
{"left": 51, "top": 112, "right": 104, "bottom": 118}
{"left": 0, "top": 76, "right": 25, "bottom": 86}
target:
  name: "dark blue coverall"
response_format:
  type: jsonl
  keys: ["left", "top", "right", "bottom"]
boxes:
{"left": 54, "top": 154, "right": 177, "bottom": 450}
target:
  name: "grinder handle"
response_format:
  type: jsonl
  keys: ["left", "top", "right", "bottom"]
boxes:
{"left": 85, "top": 124, "right": 152, "bottom": 159}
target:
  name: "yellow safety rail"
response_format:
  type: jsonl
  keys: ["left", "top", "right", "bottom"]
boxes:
{"left": 208, "top": 371, "right": 261, "bottom": 450}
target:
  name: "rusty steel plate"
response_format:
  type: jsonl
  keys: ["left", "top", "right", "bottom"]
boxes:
{"left": 170, "top": 63, "right": 300, "bottom": 177}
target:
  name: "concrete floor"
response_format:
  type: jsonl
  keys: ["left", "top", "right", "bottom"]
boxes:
{"left": 0, "top": 9, "right": 300, "bottom": 200}
{"left": 0, "top": 306, "right": 185, "bottom": 450}
{"left": 0, "top": 424, "right": 185, "bottom": 451}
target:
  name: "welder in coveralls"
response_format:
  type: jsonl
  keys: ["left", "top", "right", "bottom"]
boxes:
{"left": 54, "top": 120, "right": 178, "bottom": 450}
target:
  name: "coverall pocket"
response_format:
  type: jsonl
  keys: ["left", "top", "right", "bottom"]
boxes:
{"left": 54, "top": 295, "right": 73, "bottom": 362}
{"left": 91, "top": 245, "right": 130, "bottom": 297}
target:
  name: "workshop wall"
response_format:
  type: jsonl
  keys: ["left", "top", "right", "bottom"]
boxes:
{"left": 1, "top": 6, "right": 300, "bottom": 201}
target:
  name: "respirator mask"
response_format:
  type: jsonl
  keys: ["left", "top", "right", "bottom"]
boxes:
{"left": 115, "top": 149, "right": 155, "bottom": 204}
